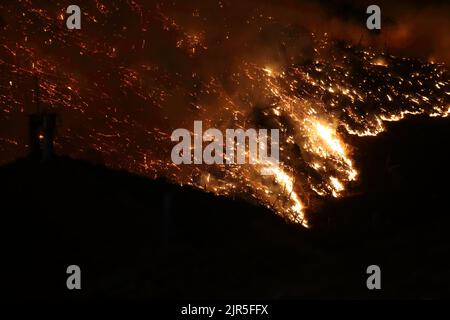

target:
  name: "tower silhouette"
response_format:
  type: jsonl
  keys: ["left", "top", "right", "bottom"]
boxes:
{"left": 28, "top": 76, "right": 57, "bottom": 162}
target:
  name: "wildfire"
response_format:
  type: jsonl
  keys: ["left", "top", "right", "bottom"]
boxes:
{"left": 0, "top": 1, "right": 448, "bottom": 227}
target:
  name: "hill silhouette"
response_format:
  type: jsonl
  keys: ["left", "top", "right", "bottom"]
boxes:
{"left": 1, "top": 116, "right": 450, "bottom": 299}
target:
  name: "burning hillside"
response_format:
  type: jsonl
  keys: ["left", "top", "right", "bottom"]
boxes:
{"left": 0, "top": 1, "right": 448, "bottom": 227}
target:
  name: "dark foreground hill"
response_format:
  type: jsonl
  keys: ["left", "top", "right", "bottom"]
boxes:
{"left": 1, "top": 116, "right": 450, "bottom": 300}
